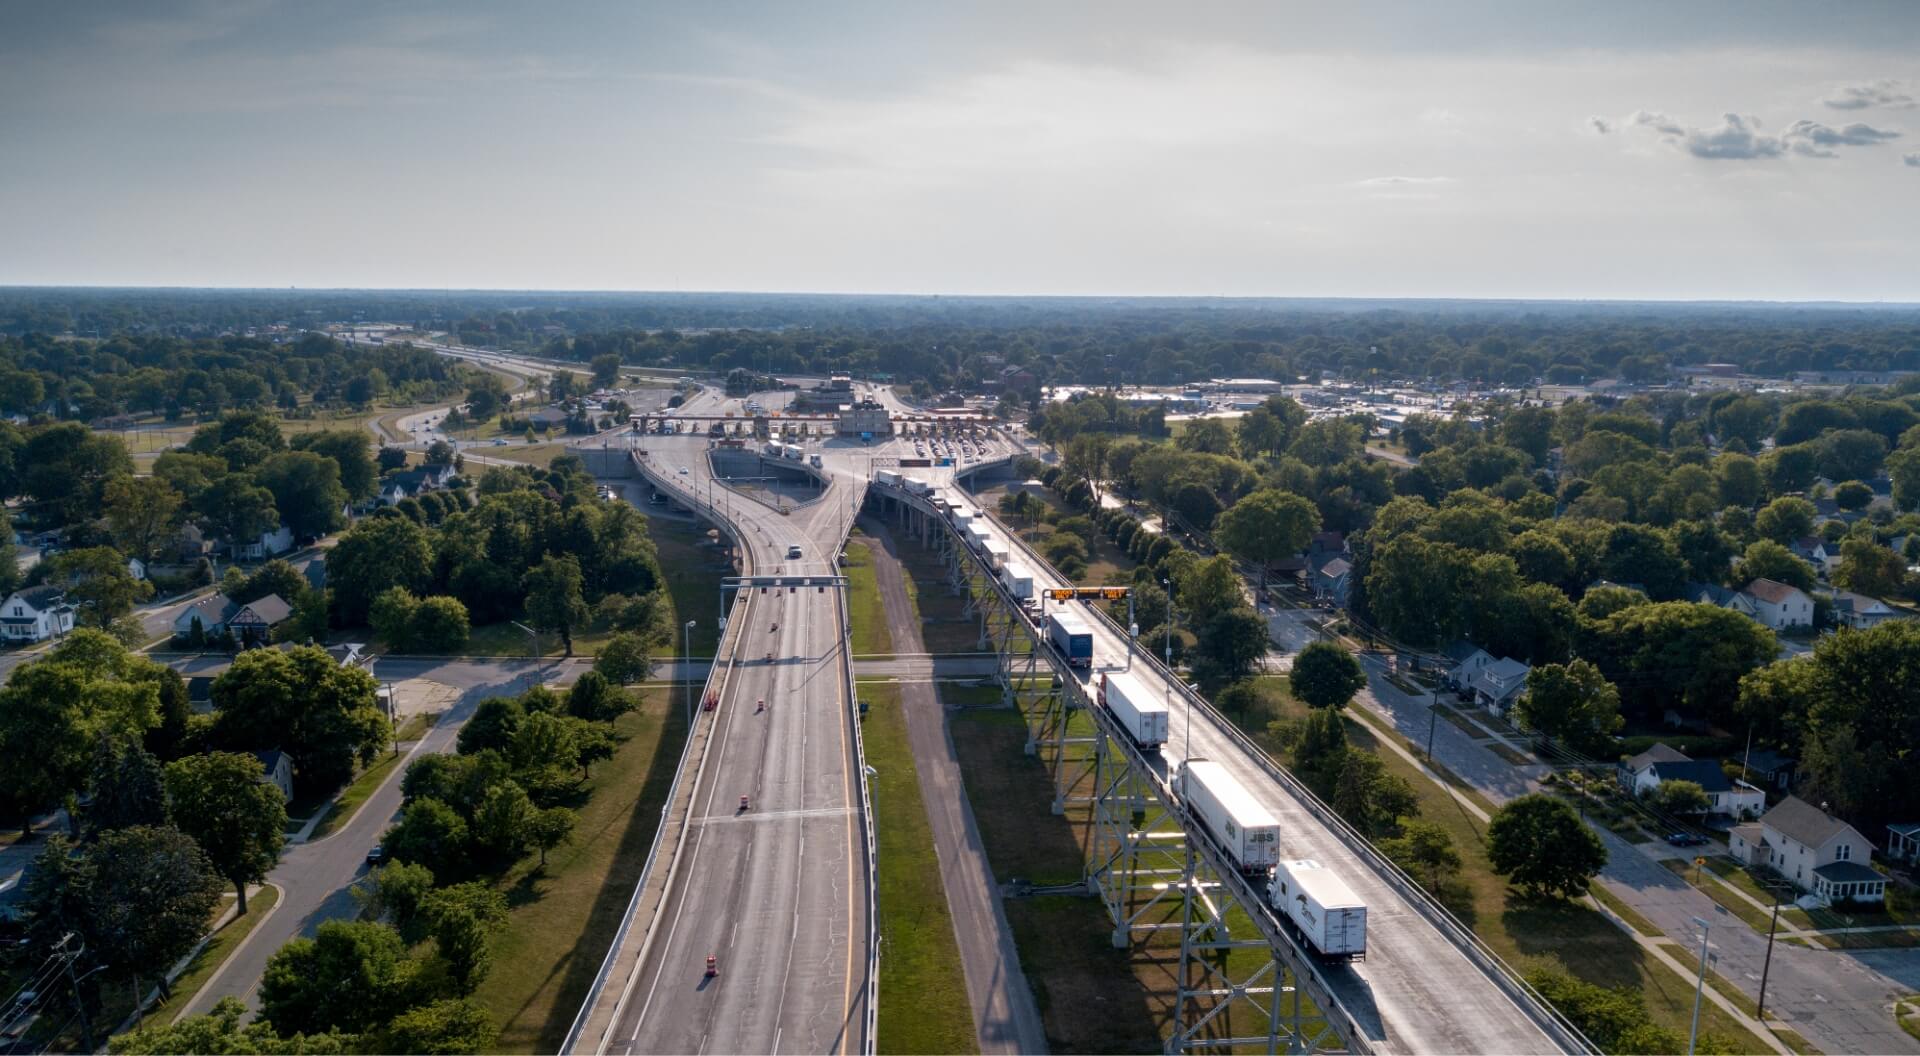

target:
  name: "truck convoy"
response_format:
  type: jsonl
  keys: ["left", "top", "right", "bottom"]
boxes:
{"left": 1045, "top": 609, "right": 1094, "bottom": 668}
{"left": 1268, "top": 859, "right": 1368, "bottom": 960}
{"left": 999, "top": 562, "right": 1035, "bottom": 608}
{"left": 1177, "top": 759, "right": 1281, "bottom": 873}
{"left": 1098, "top": 670, "right": 1169, "bottom": 749}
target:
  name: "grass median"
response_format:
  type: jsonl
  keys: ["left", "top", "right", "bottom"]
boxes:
{"left": 142, "top": 885, "right": 282, "bottom": 1027}
{"left": 843, "top": 539, "right": 894, "bottom": 655}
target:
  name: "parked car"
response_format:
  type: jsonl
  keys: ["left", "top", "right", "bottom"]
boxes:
{"left": 366, "top": 844, "right": 388, "bottom": 865}
{"left": 1665, "top": 832, "right": 1708, "bottom": 847}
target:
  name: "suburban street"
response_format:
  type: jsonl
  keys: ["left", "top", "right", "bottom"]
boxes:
{"left": 1346, "top": 655, "right": 1920, "bottom": 1055}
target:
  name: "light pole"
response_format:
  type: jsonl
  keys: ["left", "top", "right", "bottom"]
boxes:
{"left": 683, "top": 619, "right": 696, "bottom": 725}
{"left": 1687, "top": 916, "right": 1711, "bottom": 1055}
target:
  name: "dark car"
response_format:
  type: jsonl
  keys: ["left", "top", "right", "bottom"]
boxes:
{"left": 366, "top": 844, "right": 387, "bottom": 866}
{"left": 1665, "top": 832, "right": 1708, "bottom": 847}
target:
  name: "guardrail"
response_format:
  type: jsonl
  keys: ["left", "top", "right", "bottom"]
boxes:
{"left": 835, "top": 501, "right": 882, "bottom": 1055}
{"left": 560, "top": 452, "right": 755, "bottom": 1054}
{"left": 873, "top": 479, "right": 1594, "bottom": 1054}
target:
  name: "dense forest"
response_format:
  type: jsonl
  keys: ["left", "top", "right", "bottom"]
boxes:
{"left": 4, "top": 288, "right": 1918, "bottom": 390}
{"left": 0, "top": 329, "right": 469, "bottom": 421}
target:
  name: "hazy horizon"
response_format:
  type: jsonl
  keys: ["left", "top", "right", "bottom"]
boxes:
{"left": 4, "top": 2, "right": 1918, "bottom": 300}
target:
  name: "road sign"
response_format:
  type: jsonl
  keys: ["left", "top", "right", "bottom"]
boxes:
{"left": 1043, "top": 587, "right": 1132, "bottom": 601}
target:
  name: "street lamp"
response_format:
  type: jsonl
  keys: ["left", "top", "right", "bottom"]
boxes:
{"left": 683, "top": 620, "right": 697, "bottom": 724}
{"left": 1687, "top": 916, "right": 1711, "bottom": 1056}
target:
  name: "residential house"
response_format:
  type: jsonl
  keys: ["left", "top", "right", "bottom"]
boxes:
{"left": 1465, "top": 657, "right": 1532, "bottom": 716}
{"left": 1828, "top": 590, "right": 1900, "bottom": 629}
{"left": 126, "top": 556, "right": 147, "bottom": 581}
{"left": 1739, "top": 749, "right": 1797, "bottom": 792}
{"left": 1887, "top": 823, "right": 1920, "bottom": 865}
{"left": 1620, "top": 744, "right": 1765, "bottom": 818}
{"left": 1686, "top": 581, "right": 1751, "bottom": 614}
{"left": 1729, "top": 796, "right": 1885, "bottom": 903}
{"left": 0, "top": 586, "right": 74, "bottom": 643}
{"left": 378, "top": 464, "right": 455, "bottom": 507}
{"left": 172, "top": 592, "right": 292, "bottom": 643}
{"left": 233, "top": 525, "right": 295, "bottom": 561}
{"left": 1442, "top": 643, "right": 1494, "bottom": 692}
{"left": 253, "top": 750, "right": 294, "bottom": 801}
{"left": 1790, "top": 537, "right": 1837, "bottom": 577}
{"left": 1312, "top": 557, "right": 1352, "bottom": 608}
{"left": 227, "top": 595, "right": 292, "bottom": 644}
{"left": 1738, "top": 578, "right": 1815, "bottom": 631}
{"left": 187, "top": 676, "right": 216, "bottom": 712}
{"left": 175, "top": 523, "right": 214, "bottom": 561}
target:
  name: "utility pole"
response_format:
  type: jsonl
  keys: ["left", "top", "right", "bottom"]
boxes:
{"left": 1426, "top": 700, "right": 1438, "bottom": 761}
{"left": 1756, "top": 895, "right": 1781, "bottom": 1024}
{"left": 683, "top": 619, "right": 696, "bottom": 725}
{"left": 58, "top": 937, "right": 94, "bottom": 1054}
{"left": 1687, "top": 916, "right": 1711, "bottom": 1056}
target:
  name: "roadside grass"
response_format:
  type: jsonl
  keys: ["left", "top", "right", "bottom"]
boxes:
{"left": 843, "top": 540, "right": 895, "bottom": 655}
{"left": 310, "top": 738, "right": 414, "bottom": 841}
{"left": 862, "top": 681, "right": 978, "bottom": 1055}
{"left": 897, "top": 544, "right": 982, "bottom": 654}
{"left": 648, "top": 516, "right": 728, "bottom": 657}
{"left": 473, "top": 692, "right": 686, "bottom": 1053}
{"left": 1660, "top": 860, "right": 1777, "bottom": 933}
{"left": 483, "top": 441, "right": 570, "bottom": 467}
{"left": 105, "top": 400, "right": 452, "bottom": 468}
{"left": 1589, "top": 886, "right": 1662, "bottom": 938}
{"left": 1773, "top": 1026, "right": 1820, "bottom": 1054}
{"left": 393, "top": 711, "right": 435, "bottom": 744}
{"left": 1897, "top": 995, "right": 1920, "bottom": 1044}
{"left": 142, "top": 885, "right": 282, "bottom": 1027}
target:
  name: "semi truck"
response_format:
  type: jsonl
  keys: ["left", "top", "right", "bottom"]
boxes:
{"left": 983, "top": 538, "right": 1011, "bottom": 571}
{"left": 1099, "top": 670, "right": 1169, "bottom": 749}
{"left": 903, "top": 477, "right": 932, "bottom": 496}
{"left": 875, "top": 469, "right": 902, "bottom": 488}
{"left": 999, "top": 563, "right": 1036, "bottom": 607}
{"left": 781, "top": 443, "right": 804, "bottom": 461}
{"left": 1268, "top": 859, "right": 1367, "bottom": 960}
{"left": 1177, "top": 759, "right": 1281, "bottom": 873}
{"left": 1045, "top": 609, "right": 1095, "bottom": 668}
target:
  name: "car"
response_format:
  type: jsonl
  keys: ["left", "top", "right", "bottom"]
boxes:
{"left": 366, "top": 844, "right": 387, "bottom": 866}
{"left": 787, "top": 544, "right": 803, "bottom": 559}
{"left": 1665, "top": 832, "right": 1708, "bottom": 847}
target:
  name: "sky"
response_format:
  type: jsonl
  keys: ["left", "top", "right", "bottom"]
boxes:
{"left": 2, "top": 1, "right": 1918, "bottom": 301}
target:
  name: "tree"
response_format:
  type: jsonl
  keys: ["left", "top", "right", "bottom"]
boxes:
{"left": 1290, "top": 705, "right": 1350, "bottom": 794}
{"left": 103, "top": 475, "right": 185, "bottom": 565}
{"left": 196, "top": 473, "right": 280, "bottom": 552}
{"left": 528, "top": 806, "right": 577, "bottom": 867}
{"left": 1194, "top": 608, "right": 1270, "bottom": 686}
{"left": 1755, "top": 496, "right": 1817, "bottom": 545}
{"left": 85, "top": 735, "right": 167, "bottom": 834}
{"left": 21, "top": 422, "right": 133, "bottom": 528}
{"left": 1833, "top": 479, "right": 1875, "bottom": 511}
{"left": 594, "top": 632, "right": 654, "bottom": 684}
{"left": 383, "top": 797, "right": 470, "bottom": 874}
{"left": 1648, "top": 779, "right": 1711, "bottom": 816}
{"left": 375, "top": 998, "right": 499, "bottom": 1055}
{"left": 1289, "top": 642, "right": 1366, "bottom": 710}
{"left": 355, "top": 860, "right": 436, "bottom": 935}
{"left": 77, "top": 825, "right": 224, "bottom": 992}
{"left": 524, "top": 554, "right": 589, "bottom": 656}
{"left": 370, "top": 586, "right": 420, "bottom": 651}
{"left": 566, "top": 670, "right": 621, "bottom": 721}
{"left": 260, "top": 920, "right": 416, "bottom": 1036}
{"left": 47, "top": 546, "right": 155, "bottom": 626}
{"left": 591, "top": 353, "right": 623, "bottom": 389}
{"left": 412, "top": 595, "right": 471, "bottom": 652}
{"left": 377, "top": 445, "right": 409, "bottom": 473}
{"left": 1832, "top": 537, "right": 1908, "bottom": 598}
{"left": 422, "top": 882, "right": 508, "bottom": 993}
{"left": 458, "top": 696, "right": 526, "bottom": 755}
{"left": 164, "top": 752, "right": 287, "bottom": 913}
{"left": 466, "top": 374, "right": 510, "bottom": 420}
{"left": 1378, "top": 818, "right": 1462, "bottom": 892}
{"left": 473, "top": 780, "right": 534, "bottom": 858}
{"left": 0, "top": 638, "right": 160, "bottom": 836}
{"left": 1485, "top": 794, "right": 1607, "bottom": 898}
{"left": 1513, "top": 660, "right": 1622, "bottom": 755}
{"left": 111, "top": 995, "right": 355, "bottom": 1054}
{"left": 328, "top": 515, "right": 435, "bottom": 625}
{"left": 1736, "top": 540, "right": 1817, "bottom": 592}
{"left": 1328, "top": 752, "right": 1420, "bottom": 838}
{"left": 1713, "top": 453, "right": 1766, "bottom": 509}
{"left": 211, "top": 645, "right": 388, "bottom": 794}
{"left": 291, "top": 430, "right": 379, "bottom": 504}
{"left": 256, "top": 451, "right": 347, "bottom": 539}
{"left": 1585, "top": 601, "right": 1776, "bottom": 726}
{"left": 1215, "top": 489, "right": 1320, "bottom": 588}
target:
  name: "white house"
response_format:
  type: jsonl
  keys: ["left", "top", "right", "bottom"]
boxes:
{"left": 126, "top": 556, "right": 147, "bottom": 581}
{"left": 1789, "top": 536, "right": 1837, "bottom": 577}
{"left": 1443, "top": 643, "right": 1494, "bottom": 691}
{"left": 0, "top": 586, "right": 75, "bottom": 643}
{"left": 233, "top": 525, "right": 295, "bottom": 561}
{"left": 1828, "top": 591, "right": 1900, "bottom": 629}
{"left": 1619, "top": 743, "right": 1765, "bottom": 818}
{"left": 1888, "top": 823, "right": 1920, "bottom": 864}
{"left": 1467, "top": 657, "right": 1532, "bottom": 715}
{"left": 378, "top": 465, "right": 456, "bottom": 507}
{"left": 253, "top": 750, "right": 295, "bottom": 801}
{"left": 1729, "top": 796, "right": 1885, "bottom": 904}
{"left": 1738, "top": 578, "right": 1815, "bottom": 631}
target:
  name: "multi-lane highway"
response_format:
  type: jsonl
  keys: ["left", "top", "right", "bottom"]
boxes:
{"left": 570, "top": 423, "right": 876, "bottom": 1055}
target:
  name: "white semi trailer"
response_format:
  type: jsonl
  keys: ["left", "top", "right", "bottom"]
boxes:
{"left": 1268, "top": 859, "right": 1368, "bottom": 961}
{"left": 1177, "top": 759, "right": 1281, "bottom": 872}
{"left": 1098, "top": 670, "right": 1169, "bottom": 749}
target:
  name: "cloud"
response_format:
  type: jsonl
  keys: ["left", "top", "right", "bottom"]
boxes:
{"left": 1823, "top": 80, "right": 1914, "bottom": 110}
{"left": 1601, "top": 109, "right": 1902, "bottom": 161}
{"left": 1782, "top": 119, "right": 1902, "bottom": 157}
{"left": 1906, "top": 152, "right": 1920, "bottom": 168}
{"left": 1354, "top": 175, "right": 1455, "bottom": 186}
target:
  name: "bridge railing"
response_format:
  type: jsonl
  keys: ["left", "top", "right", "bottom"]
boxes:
{"left": 873, "top": 479, "right": 1593, "bottom": 1055}
{"left": 834, "top": 519, "right": 882, "bottom": 1055}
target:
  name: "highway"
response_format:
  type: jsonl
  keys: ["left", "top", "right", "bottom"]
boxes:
{"left": 881, "top": 464, "right": 1580, "bottom": 1054}
{"left": 574, "top": 423, "right": 874, "bottom": 1055}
